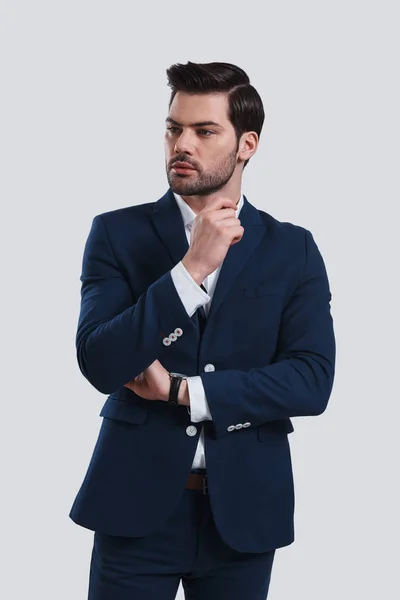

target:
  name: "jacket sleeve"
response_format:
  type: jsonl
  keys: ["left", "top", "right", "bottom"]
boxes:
{"left": 200, "top": 229, "right": 336, "bottom": 438}
{"left": 75, "top": 215, "right": 197, "bottom": 394}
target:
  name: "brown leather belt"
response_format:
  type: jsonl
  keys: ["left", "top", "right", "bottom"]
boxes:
{"left": 186, "top": 472, "right": 208, "bottom": 495}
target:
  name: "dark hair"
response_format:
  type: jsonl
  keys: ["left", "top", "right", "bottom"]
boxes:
{"left": 166, "top": 61, "right": 265, "bottom": 169}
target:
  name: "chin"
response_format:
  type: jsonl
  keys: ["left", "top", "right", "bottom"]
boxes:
{"left": 168, "top": 177, "right": 189, "bottom": 191}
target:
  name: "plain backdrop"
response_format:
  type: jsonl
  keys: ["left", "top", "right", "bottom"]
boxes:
{"left": 1, "top": 1, "right": 399, "bottom": 598}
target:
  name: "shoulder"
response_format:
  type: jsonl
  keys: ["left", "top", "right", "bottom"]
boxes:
{"left": 257, "top": 207, "right": 309, "bottom": 247}
{"left": 96, "top": 201, "right": 155, "bottom": 226}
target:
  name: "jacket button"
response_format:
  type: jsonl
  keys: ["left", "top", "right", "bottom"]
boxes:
{"left": 169, "top": 333, "right": 177, "bottom": 342}
{"left": 235, "top": 423, "right": 243, "bottom": 429}
{"left": 227, "top": 425, "right": 236, "bottom": 432}
{"left": 242, "top": 422, "right": 251, "bottom": 428}
{"left": 174, "top": 328, "right": 183, "bottom": 336}
{"left": 163, "top": 337, "right": 171, "bottom": 346}
{"left": 186, "top": 425, "right": 197, "bottom": 437}
{"left": 204, "top": 363, "right": 215, "bottom": 372}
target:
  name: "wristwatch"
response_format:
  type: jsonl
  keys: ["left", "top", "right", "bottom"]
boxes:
{"left": 168, "top": 372, "right": 187, "bottom": 406}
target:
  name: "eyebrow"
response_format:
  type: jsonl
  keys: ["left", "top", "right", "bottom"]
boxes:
{"left": 165, "top": 117, "right": 224, "bottom": 129}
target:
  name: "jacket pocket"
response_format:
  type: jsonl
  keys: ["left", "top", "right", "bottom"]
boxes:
{"left": 258, "top": 419, "right": 294, "bottom": 441}
{"left": 99, "top": 395, "right": 148, "bottom": 425}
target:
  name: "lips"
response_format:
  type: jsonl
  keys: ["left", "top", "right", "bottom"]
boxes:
{"left": 172, "top": 162, "right": 195, "bottom": 170}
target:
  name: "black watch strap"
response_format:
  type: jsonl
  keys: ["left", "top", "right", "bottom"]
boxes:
{"left": 168, "top": 374, "right": 182, "bottom": 406}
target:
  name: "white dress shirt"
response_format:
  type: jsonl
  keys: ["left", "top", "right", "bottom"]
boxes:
{"left": 170, "top": 191, "right": 244, "bottom": 469}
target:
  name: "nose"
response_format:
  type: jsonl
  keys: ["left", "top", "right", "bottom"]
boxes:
{"left": 173, "top": 130, "right": 195, "bottom": 156}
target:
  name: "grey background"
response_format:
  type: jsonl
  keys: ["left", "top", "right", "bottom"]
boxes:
{"left": 1, "top": 0, "right": 399, "bottom": 598}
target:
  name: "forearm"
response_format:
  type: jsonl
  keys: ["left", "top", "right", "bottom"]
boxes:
{"left": 77, "top": 270, "right": 198, "bottom": 394}
{"left": 200, "top": 349, "right": 335, "bottom": 438}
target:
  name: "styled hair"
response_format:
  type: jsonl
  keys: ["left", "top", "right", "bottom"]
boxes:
{"left": 166, "top": 61, "right": 265, "bottom": 169}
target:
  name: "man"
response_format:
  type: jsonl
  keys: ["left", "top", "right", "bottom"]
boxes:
{"left": 69, "top": 61, "right": 335, "bottom": 599}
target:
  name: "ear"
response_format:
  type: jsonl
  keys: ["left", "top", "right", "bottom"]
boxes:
{"left": 238, "top": 131, "right": 258, "bottom": 161}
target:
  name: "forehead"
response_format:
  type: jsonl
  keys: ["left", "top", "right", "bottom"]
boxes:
{"left": 168, "top": 92, "right": 231, "bottom": 127}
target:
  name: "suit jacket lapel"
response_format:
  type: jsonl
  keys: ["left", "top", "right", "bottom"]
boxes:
{"left": 151, "top": 188, "right": 266, "bottom": 328}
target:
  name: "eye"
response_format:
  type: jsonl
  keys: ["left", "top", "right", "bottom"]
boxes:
{"left": 166, "top": 126, "right": 214, "bottom": 136}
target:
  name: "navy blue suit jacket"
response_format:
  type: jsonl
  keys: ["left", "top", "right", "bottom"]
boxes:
{"left": 69, "top": 188, "right": 335, "bottom": 553}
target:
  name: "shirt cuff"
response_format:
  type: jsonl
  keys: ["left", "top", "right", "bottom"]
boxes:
{"left": 170, "top": 261, "right": 210, "bottom": 317}
{"left": 186, "top": 376, "right": 213, "bottom": 421}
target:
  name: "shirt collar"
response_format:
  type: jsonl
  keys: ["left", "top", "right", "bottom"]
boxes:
{"left": 172, "top": 191, "right": 244, "bottom": 229}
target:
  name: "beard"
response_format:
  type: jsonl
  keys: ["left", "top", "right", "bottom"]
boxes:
{"left": 166, "top": 145, "right": 239, "bottom": 196}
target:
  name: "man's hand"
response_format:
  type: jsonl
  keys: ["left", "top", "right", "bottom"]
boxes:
{"left": 124, "top": 360, "right": 190, "bottom": 406}
{"left": 124, "top": 359, "right": 170, "bottom": 401}
{"left": 182, "top": 195, "right": 244, "bottom": 286}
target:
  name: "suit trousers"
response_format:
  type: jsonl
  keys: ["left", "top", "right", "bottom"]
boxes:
{"left": 88, "top": 471, "right": 276, "bottom": 600}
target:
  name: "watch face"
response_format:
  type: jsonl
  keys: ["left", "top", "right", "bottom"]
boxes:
{"left": 169, "top": 372, "right": 187, "bottom": 379}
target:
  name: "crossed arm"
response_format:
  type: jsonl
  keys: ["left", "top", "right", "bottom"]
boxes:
{"left": 76, "top": 215, "right": 335, "bottom": 437}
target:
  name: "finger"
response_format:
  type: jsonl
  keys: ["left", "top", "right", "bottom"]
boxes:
{"left": 202, "top": 196, "right": 237, "bottom": 213}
